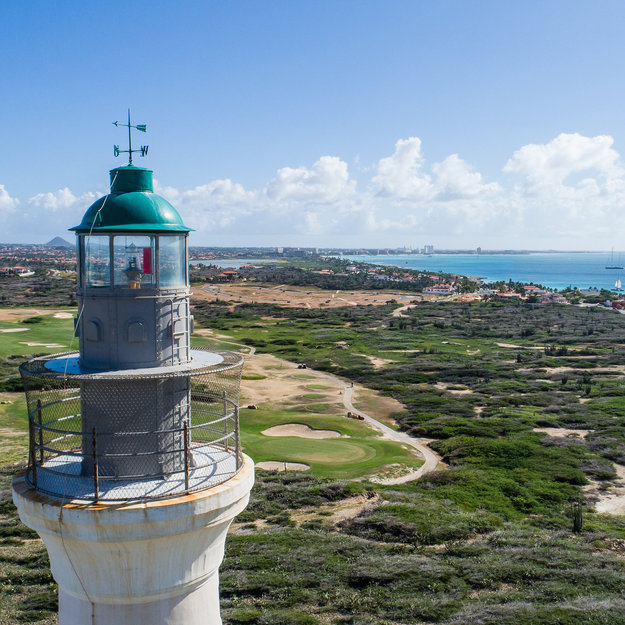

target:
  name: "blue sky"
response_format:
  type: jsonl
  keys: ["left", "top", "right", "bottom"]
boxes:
{"left": 3, "top": 1, "right": 625, "bottom": 249}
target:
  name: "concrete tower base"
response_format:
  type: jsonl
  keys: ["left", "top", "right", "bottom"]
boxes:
{"left": 13, "top": 455, "right": 254, "bottom": 625}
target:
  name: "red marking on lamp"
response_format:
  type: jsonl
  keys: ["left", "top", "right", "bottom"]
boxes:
{"left": 143, "top": 247, "right": 152, "bottom": 274}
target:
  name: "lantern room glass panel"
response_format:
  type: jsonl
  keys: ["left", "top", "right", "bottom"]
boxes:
{"left": 83, "top": 235, "right": 111, "bottom": 287}
{"left": 158, "top": 235, "right": 187, "bottom": 287}
{"left": 113, "top": 236, "right": 155, "bottom": 288}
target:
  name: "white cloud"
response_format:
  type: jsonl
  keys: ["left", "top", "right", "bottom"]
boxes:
{"left": 8, "top": 132, "right": 625, "bottom": 248}
{"left": 432, "top": 154, "right": 501, "bottom": 199}
{"left": 372, "top": 137, "right": 433, "bottom": 199}
{"left": 266, "top": 155, "right": 355, "bottom": 203}
{"left": 495, "top": 133, "right": 625, "bottom": 246}
{"left": 28, "top": 187, "right": 98, "bottom": 212}
{"left": 0, "top": 185, "right": 19, "bottom": 219}
{"left": 155, "top": 178, "right": 255, "bottom": 208}
{"left": 504, "top": 132, "right": 623, "bottom": 191}
{"left": 303, "top": 211, "right": 326, "bottom": 235}
{"left": 371, "top": 139, "right": 499, "bottom": 204}
{"left": 154, "top": 178, "right": 257, "bottom": 231}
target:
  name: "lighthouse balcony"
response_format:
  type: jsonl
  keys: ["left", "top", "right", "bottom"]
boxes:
{"left": 18, "top": 349, "right": 244, "bottom": 502}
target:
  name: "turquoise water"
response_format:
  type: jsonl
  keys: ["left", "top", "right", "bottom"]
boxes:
{"left": 341, "top": 253, "right": 625, "bottom": 291}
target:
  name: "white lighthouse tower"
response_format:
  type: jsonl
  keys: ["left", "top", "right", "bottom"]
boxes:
{"left": 12, "top": 115, "right": 254, "bottom": 625}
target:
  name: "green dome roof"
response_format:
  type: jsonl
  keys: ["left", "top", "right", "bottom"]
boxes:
{"left": 70, "top": 166, "right": 192, "bottom": 233}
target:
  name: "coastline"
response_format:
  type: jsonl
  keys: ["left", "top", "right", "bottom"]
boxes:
{"left": 339, "top": 252, "right": 622, "bottom": 291}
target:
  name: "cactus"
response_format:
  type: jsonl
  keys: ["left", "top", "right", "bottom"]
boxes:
{"left": 572, "top": 500, "right": 583, "bottom": 533}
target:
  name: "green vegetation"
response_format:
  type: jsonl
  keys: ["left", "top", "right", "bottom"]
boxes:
{"left": 0, "top": 397, "right": 56, "bottom": 624}
{"left": 0, "top": 462, "right": 57, "bottom": 625}
{"left": 222, "top": 520, "right": 625, "bottom": 625}
{"left": 0, "top": 274, "right": 75, "bottom": 308}
{"left": 191, "top": 256, "right": 440, "bottom": 292}
{"left": 188, "top": 297, "right": 625, "bottom": 622}
{"left": 4, "top": 295, "right": 625, "bottom": 623}
{"left": 193, "top": 298, "right": 625, "bottom": 522}
{"left": 219, "top": 472, "right": 625, "bottom": 625}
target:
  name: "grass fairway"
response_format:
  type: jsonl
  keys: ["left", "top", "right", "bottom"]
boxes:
{"left": 0, "top": 395, "right": 28, "bottom": 430}
{"left": 0, "top": 314, "right": 75, "bottom": 358}
{"left": 0, "top": 394, "right": 28, "bottom": 465}
{"left": 240, "top": 407, "right": 422, "bottom": 479}
{"left": 189, "top": 333, "right": 250, "bottom": 352}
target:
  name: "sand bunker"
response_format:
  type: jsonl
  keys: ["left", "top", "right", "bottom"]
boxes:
{"left": 53, "top": 312, "right": 74, "bottom": 319}
{"left": 0, "top": 328, "right": 28, "bottom": 333}
{"left": 584, "top": 467, "right": 622, "bottom": 514}
{"left": 261, "top": 423, "right": 342, "bottom": 439}
{"left": 0, "top": 308, "right": 76, "bottom": 322}
{"left": 533, "top": 427, "right": 589, "bottom": 438}
{"left": 434, "top": 381, "right": 473, "bottom": 395}
{"left": 593, "top": 464, "right": 625, "bottom": 515}
{"left": 256, "top": 461, "right": 311, "bottom": 471}
{"left": 19, "top": 342, "right": 64, "bottom": 348}
{"left": 356, "top": 354, "right": 395, "bottom": 369}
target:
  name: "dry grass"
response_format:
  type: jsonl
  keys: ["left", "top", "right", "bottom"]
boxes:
{"left": 193, "top": 283, "right": 418, "bottom": 309}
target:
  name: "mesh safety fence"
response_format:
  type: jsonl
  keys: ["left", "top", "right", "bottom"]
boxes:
{"left": 19, "top": 349, "right": 243, "bottom": 502}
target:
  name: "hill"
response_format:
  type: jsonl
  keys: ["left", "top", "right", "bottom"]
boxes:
{"left": 45, "top": 236, "right": 72, "bottom": 248}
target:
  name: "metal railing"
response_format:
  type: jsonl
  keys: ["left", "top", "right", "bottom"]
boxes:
{"left": 25, "top": 391, "right": 241, "bottom": 502}
{"left": 20, "top": 350, "right": 244, "bottom": 502}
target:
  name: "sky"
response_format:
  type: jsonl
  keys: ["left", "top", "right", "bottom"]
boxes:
{"left": 2, "top": 1, "right": 625, "bottom": 250}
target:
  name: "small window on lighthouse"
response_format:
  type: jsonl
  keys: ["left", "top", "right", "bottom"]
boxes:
{"left": 113, "top": 236, "right": 155, "bottom": 288}
{"left": 84, "top": 236, "right": 111, "bottom": 287}
{"left": 158, "top": 235, "right": 187, "bottom": 287}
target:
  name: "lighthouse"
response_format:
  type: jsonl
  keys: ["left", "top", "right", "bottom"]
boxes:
{"left": 12, "top": 114, "right": 254, "bottom": 625}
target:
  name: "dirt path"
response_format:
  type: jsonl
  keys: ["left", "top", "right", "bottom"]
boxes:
{"left": 391, "top": 303, "right": 417, "bottom": 317}
{"left": 256, "top": 461, "right": 311, "bottom": 471}
{"left": 312, "top": 371, "right": 442, "bottom": 484}
{"left": 496, "top": 342, "right": 545, "bottom": 350}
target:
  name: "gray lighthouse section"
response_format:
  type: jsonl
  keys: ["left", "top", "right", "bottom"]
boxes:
{"left": 18, "top": 165, "right": 246, "bottom": 501}
{"left": 78, "top": 291, "right": 192, "bottom": 369}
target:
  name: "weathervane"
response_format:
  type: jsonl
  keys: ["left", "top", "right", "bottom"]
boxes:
{"left": 113, "top": 108, "right": 148, "bottom": 165}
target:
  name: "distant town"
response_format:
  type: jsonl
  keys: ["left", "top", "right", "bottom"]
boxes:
{"left": 189, "top": 245, "right": 597, "bottom": 260}
{"left": 0, "top": 240, "right": 620, "bottom": 310}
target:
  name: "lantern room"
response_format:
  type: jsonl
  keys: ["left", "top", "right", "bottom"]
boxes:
{"left": 70, "top": 165, "right": 193, "bottom": 370}
{"left": 72, "top": 166, "right": 190, "bottom": 290}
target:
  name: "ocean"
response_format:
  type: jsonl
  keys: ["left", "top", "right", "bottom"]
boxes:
{"left": 340, "top": 252, "right": 625, "bottom": 292}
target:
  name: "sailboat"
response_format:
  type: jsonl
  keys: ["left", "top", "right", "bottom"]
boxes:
{"left": 614, "top": 268, "right": 623, "bottom": 295}
{"left": 606, "top": 248, "right": 623, "bottom": 269}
